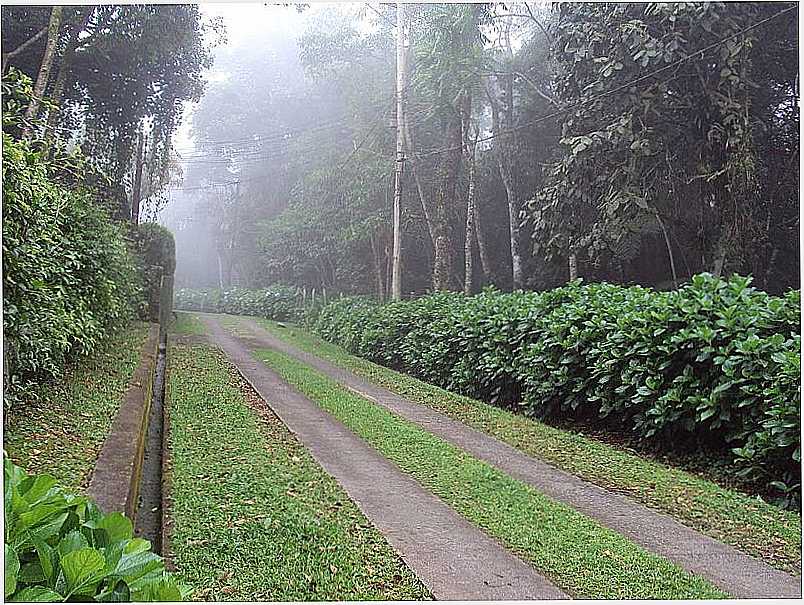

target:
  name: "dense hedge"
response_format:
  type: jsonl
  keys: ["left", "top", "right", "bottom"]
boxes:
{"left": 134, "top": 223, "right": 176, "bottom": 322}
{"left": 2, "top": 133, "right": 142, "bottom": 397}
{"left": 174, "top": 285, "right": 304, "bottom": 321}
{"left": 313, "top": 274, "right": 801, "bottom": 504}
{"left": 134, "top": 223, "right": 176, "bottom": 276}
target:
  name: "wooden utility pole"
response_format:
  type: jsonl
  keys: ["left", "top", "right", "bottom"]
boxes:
{"left": 391, "top": 2, "right": 406, "bottom": 300}
{"left": 131, "top": 128, "right": 146, "bottom": 225}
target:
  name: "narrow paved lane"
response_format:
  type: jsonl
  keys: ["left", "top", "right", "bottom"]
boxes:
{"left": 221, "top": 314, "right": 802, "bottom": 600}
{"left": 199, "top": 314, "right": 569, "bottom": 600}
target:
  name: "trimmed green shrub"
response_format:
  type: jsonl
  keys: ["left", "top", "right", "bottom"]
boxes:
{"left": 174, "top": 285, "right": 303, "bottom": 321}
{"left": 133, "top": 224, "right": 176, "bottom": 322}
{"left": 2, "top": 133, "right": 142, "bottom": 398}
{"left": 312, "top": 275, "right": 801, "bottom": 505}
{"left": 4, "top": 455, "right": 188, "bottom": 601}
{"left": 133, "top": 223, "right": 176, "bottom": 277}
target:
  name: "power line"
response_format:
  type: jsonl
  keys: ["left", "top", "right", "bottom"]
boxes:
{"left": 171, "top": 102, "right": 393, "bottom": 194}
{"left": 364, "top": 2, "right": 396, "bottom": 29}
{"left": 173, "top": 95, "right": 395, "bottom": 156}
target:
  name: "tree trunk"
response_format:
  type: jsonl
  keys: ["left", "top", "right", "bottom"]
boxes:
{"left": 22, "top": 6, "right": 63, "bottom": 139}
{"left": 385, "top": 238, "right": 393, "bottom": 300}
{"left": 569, "top": 253, "right": 578, "bottom": 281}
{"left": 474, "top": 202, "right": 494, "bottom": 284}
{"left": 764, "top": 245, "right": 779, "bottom": 290}
{"left": 131, "top": 129, "right": 146, "bottom": 225}
{"left": 712, "top": 221, "right": 732, "bottom": 277}
{"left": 401, "top": 110, "right": 435, "bottom": 246}
{"left": 712, "top": 247, "right": 726, "bottom": 277}
{"left": 462, "top": 93, "right": 478, "bottom": 295}
{"left": 464, "top": 156, "right": 477, "bottom": 295}
{"left": 402, "top": 98, "right": 460, "bottom": 291}
{"left": 488, "top": 78, "right": 523, "bottom": 290}
{"left": 503, "top": 166, "right": 523, "bottom": 289}
{"left": 370, "top": 231, "right": 385, "bottom": 301}
{"left": 431, "top": 107, "right": 462, "bottom": 291}
{"left": 654, "top": 209, "right": 678, "bottom": 289}
{"left": 217, "top": 251, "right": 224, "bottom": 290}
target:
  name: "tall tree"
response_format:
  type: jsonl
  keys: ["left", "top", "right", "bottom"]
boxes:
{"left": 526, "top": 3, "right": 797, "bottom": 287}
{"left": 406, "top": 3, "right": 487, "bottom": 291}
{"left": 21, "top": 5, "right": 61, "bottom": 139}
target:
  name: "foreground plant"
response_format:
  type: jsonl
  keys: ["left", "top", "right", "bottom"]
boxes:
{"left": 4, "top": 455, "right": 188, "bottom": 602}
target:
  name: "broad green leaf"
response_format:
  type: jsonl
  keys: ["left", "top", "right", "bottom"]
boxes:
{"left": 19, "top": 475, "right": 57, "bottom": 505}
{"left": 58, "top": 529, "right": 89, "bottom": 557}
{"left": 32, "top": 538, "right": 57, "bottom": 586}
{"left": 9, "top": 586, "right": 63, "bottom": 602}
{"left": 131, "top": 574, "right": 182, "bottom": 602}
{"left": 61, "top": 548, "right": 106, "bottom": 594}
{"left": 113, "top": 551, "right": 163, "bottom": 581}
{"left": 123, "top": 538, "right": 151, "bottom": 555}
{"left": 19, "top": 503, "right": 69, "bottom": 529}
{"left": 5, "top": 544, "right": 20, "bottom": 597}
{"left": 17, "top": 561, "right": 45, "bottom": 583}
{"left": 97, "top": 512, "right": 133, "bottom": 542}
{"left": 29, "top": 512, "right": 69, "bottom": 543}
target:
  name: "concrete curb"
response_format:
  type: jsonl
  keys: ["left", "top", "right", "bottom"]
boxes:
{"left": 86, "top": 323, "right": 160, "bottom": 518}
{"left": 160, "top": 338, "right": 175, "bottom": 566}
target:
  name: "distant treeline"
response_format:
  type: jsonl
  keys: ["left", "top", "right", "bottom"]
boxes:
{"left": 173, "top": 3, "right": 798, "bottom": 299}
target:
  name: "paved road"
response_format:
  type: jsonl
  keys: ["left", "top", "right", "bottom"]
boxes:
{"left": 216, "top": 313, "right": 802, "bottom": 600}
{"left": 200, "top": 314, "right": 569, "bottom": 600}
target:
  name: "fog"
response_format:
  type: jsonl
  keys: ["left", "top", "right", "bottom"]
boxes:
{"left": 157, "top": 2, "right": 799, "bottom": 296}
{"left": 161, "top": 3, "right": 397, "bottom": 290}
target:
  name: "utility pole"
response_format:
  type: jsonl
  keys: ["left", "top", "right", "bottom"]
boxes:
{"left": 131, "top": 128, "right": 146, "bottom": 225}
{"left": 391, "top": 2, "right": 406, "bottom": 300}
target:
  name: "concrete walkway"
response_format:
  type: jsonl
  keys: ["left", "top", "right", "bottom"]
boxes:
{"left": 222, "top": 314, "right": 802, "bottom": 600}
{"left": 199, "top": 315, "right": 568, "bottom": 600}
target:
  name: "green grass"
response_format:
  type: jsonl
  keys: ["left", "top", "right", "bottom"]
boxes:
{"left": 166, "top": 342, "right": 430, "bottom": 601}
{"left": 255, "top": 348, "right": 726, "bottom": 599}
{"left": 3, "top": 323, "right": 150, "bottom": 491}
{"left": 173, "top": 311, "right": 206, "bottom": 335}
{"left": 248, "top": 317, "right": 802, "bottom": 575}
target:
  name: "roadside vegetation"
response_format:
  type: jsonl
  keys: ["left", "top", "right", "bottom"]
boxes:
{"left": 4, "top": 456, "right": 186, "bottom": 602}
{"left": 308, "top": 276, "right": 800, "bottom": 505}
{"left": 166, "top": 341, "right": 430, "bottom": 601}
{"left": 174, "top": 285, "right": 305, "bottom": 320}
{"left": 3, "top": 323, "right": 149, "bottom": 491}
{"left": 250, "top": 316, "right": 801, "bottom": 575}
{"left": 257, "top": 348, "right": 726, "bottom": 599}
{"left": 173, "top": 311, "right": 207, "bottom": 336}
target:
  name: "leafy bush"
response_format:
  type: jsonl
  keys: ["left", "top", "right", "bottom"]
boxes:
{"left": 133, "top": 223, "right": 176, "bottom": 277}
{"left": 4, "top": 456, "right": 188, "bottom": 602}
{"left": 174, "top": 285, "right": 304, "bottom": 321}
{"left": 133, "top": 224, "right": 176, "bottom": 322}
{"left": 313, "top": 274, "right": 801, "bottom": 505}
{"left": 2, "top": 133, "right": 142, "bottom": 398}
